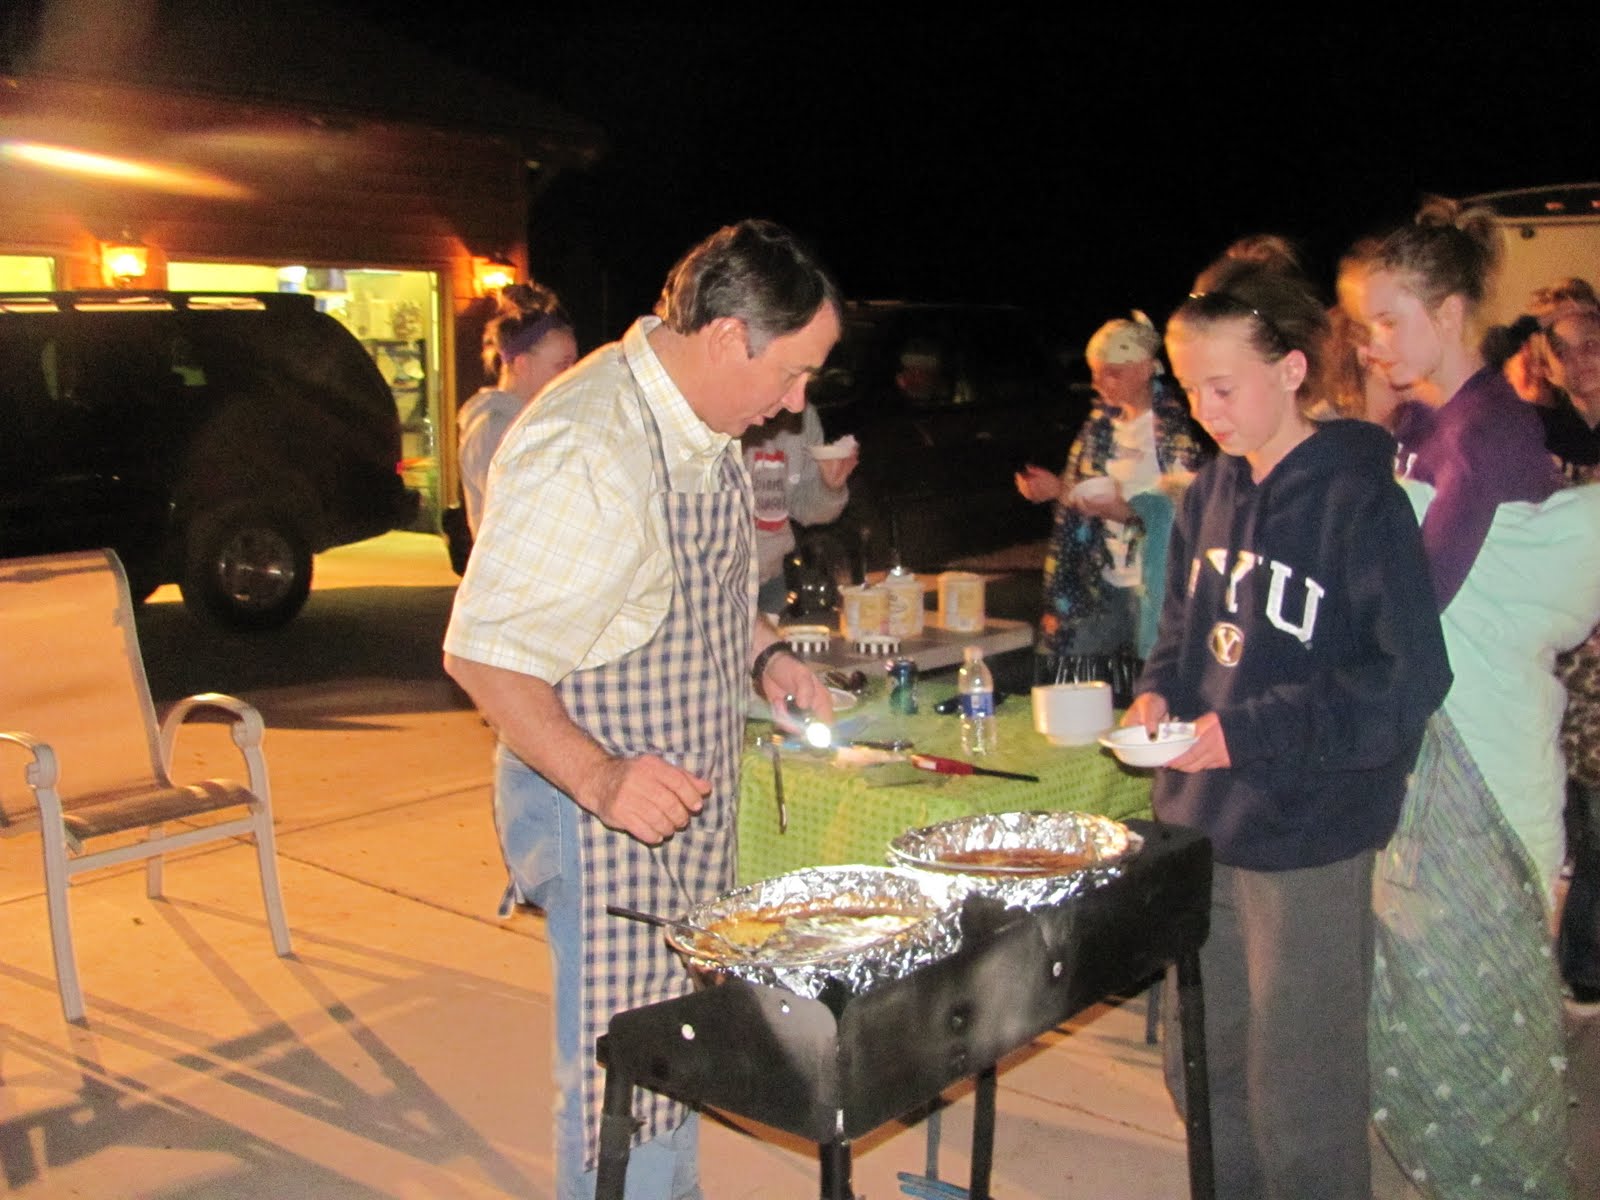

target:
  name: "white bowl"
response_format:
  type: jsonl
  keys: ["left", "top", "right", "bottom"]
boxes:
{"left": 808, "top": 435, "right": 859, "bottom": 461}
{"left": 1071, "top": 475, "right": 1120, "bottom": 503}
{"left": 1098, "top": 723, "right": 1197, "bottom": 768}
{"left": 1031, "top": 682, "right": 1113, "bottom": 746}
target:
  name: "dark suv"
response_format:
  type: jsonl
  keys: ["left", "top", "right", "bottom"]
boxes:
{"left": 803, "top": 301, "right": 1089, "bottom": 573}
{"left": 0, "top": 291, "right": 418, "bottom": 628}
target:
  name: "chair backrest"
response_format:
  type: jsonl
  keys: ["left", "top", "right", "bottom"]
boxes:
{"left": 0, "top": 550, "right": 165, "bottom": 827}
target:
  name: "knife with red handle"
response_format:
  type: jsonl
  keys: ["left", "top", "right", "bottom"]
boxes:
{"left": 907, "top": 753, "right": 1039, "bottom": 783}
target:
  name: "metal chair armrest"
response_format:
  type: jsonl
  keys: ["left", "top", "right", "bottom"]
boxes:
{"left": 0, "top": 729, "right": 60, "bottom": 792}
{"left": 0, "top": 730, "right": 67, "bottom": 837}
{"left": 159, "top": 693, "right": 269, "bottom": 801}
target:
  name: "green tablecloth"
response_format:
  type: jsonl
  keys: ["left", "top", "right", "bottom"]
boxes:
{"left": 737, "top": 690, "right": 1153, "bottom": 884}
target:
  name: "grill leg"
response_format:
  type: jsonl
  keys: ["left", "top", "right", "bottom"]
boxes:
{"left": 968, "top": 1064, "right": 997, "bottom": 1200}
{"left": 819, "top": 1139, "right": 855, "bottom": 1200}
{"left": 1145, "top": 972, "right": 1163, "bottom": 1044}
{"left": 1175, "top": 949, "right": 1214, "bottom": 1200}
{"left": 595, "top": 1054, "right": 636, "bottom": 1200}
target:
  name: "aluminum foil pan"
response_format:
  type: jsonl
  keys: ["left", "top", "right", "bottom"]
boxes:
{"left": 887, "top": 810, "right": 1143, "bottom": 909}
{"left": 666, "top": 865, "right": 964, "bottom": 999}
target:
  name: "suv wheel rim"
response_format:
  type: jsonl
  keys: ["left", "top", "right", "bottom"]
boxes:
{"left": 216, "top": 527, "right": 296, "bottom": 610}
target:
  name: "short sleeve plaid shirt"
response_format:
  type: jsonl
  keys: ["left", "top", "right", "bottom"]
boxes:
{"left": 443, "top": 318, "right": 735, "bottom": 682}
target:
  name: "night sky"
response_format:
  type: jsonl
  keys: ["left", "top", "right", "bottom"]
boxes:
{"left": 348, "top": 10, "right": 1599, "bottom": 350}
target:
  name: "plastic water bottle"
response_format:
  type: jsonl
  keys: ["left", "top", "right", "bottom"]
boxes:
{"left": 957, "top": 646, "right": 997, "bottom": 757}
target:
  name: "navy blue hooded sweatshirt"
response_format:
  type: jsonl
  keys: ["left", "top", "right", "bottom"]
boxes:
{"left": 1139, "top": 418, "right": 1452, "bottom": 871}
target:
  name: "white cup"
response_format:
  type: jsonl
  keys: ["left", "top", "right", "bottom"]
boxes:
{"left": 1071, "top": 476, "right": 1120, "bottom": 504}
{"left": 1031, "top": 682, "right": 1114, "bottom": 747}
{"left": 840, "top": 585, "right": 888, "bottom": 639}
{"left": 937, "top": 571, "right": 985, "bottom": 632}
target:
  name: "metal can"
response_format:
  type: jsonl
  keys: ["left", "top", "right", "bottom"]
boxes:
{"left": 887, "top": 656, "right": 918, "bottom": 715}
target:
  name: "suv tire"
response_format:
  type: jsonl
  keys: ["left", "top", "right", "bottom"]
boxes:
{"left": 181, "top": 506, "right": 313, "bottom": 630}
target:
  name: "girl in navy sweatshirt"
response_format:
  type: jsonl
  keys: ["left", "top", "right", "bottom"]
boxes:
{"left": 1126, "top": 239, "right": 1451, "bottom": 1200}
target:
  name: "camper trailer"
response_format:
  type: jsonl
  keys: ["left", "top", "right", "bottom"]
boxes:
{"left": 1467, "top": 183, "right": 1600, "bottom": 324}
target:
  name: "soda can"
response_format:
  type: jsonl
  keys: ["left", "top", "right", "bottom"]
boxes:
{"left": 887, "top": 656, "right": 918, "bottom": 715}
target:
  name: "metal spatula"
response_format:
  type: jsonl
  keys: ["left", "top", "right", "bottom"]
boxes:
{"left": 605, "top": 903, "right": 755, "bottom": 958}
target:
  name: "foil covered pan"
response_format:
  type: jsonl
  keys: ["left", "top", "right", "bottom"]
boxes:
{"left": 887, "top": 810, "right": 1142, "bottom": 909}
{"left": 666, "top": 865, "right": 964, "bottom": 998}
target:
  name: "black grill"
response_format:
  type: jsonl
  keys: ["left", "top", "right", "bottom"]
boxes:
{"left": 597, "top": 819, "right": 1215, "bottom": 1200}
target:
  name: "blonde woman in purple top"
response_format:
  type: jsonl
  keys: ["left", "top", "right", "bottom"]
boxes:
{"left": 1343, "top": 199, "right": 1582, "bottom": 1198}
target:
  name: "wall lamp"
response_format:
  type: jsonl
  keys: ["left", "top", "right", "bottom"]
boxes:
{"left": 473, "top": 253, "right": 517, "bottom": 297}
{"left": 100, "top": 235, "right": 149, "bottom": 287}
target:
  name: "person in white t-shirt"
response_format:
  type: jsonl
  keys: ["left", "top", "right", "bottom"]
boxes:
{"left": 457, "top": 283, "right": 578, "bottom": 535}
{"left": 742, "top": 404, "right": 857, "bottom": 613}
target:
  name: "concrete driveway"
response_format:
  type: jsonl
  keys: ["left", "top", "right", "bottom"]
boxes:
{"left": 0, "top": 533, "right": 1593, "bottom": 1197}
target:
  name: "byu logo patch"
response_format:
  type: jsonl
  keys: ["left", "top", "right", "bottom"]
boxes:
{"left": 1209, "top": 622, "right": 1245, "bottom": 667}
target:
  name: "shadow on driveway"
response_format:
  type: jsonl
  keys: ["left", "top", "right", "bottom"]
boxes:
{"left": 135, "top": 585, "right": 467, "bottom": 712}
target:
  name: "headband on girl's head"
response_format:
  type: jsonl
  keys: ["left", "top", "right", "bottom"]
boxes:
{"left": 499, "top": 313, "right": 570, "bottom": 360}
{"left": 1183, "top": 291, "right": 1291, "bottom": 358}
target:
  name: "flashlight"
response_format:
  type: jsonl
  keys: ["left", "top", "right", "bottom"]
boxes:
{"left": 783, "top": 694, "right": 835, "bottom": 749}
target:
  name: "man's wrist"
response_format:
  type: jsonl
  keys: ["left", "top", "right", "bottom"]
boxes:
{"left": 750, "top": 639, "right": 796, "bottom": 689}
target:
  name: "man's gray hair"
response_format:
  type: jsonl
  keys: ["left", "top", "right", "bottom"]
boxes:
{"left": 656, "top": 219, "right": 842, "bottom": 354}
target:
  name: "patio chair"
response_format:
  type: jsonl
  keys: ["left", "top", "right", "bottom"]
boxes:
{"left": 0, "top": 549, "right": 291, "bottom": 1022}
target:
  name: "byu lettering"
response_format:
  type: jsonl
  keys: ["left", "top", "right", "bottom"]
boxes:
{"left": 1189, "top": 549, "right": 1326, "bottom": 646}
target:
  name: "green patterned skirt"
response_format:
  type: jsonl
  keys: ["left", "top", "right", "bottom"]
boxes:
{"left": 1371, "top": 712, "right": 1569, "bottom": 1197}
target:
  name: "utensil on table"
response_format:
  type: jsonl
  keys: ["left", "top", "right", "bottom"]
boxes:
{"left": 766, "top": 733, "right": 788, "bottom": 833}
{"left": 605, "top": 902, "right": 754, "bottom": 958}
{"left": 906, "top": 753, "right": 1038, "bottom": 783}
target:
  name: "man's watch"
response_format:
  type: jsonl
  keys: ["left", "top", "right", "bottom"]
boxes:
{"left": 750, "top": 639, "right": 796, "bottom": 689}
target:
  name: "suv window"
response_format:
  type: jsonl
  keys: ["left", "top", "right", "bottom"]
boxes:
{"left": 0, "top": 292, "right": 418, "bottom": 628}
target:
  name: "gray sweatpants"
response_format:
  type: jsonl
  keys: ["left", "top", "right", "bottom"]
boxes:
{"left": 1165, "top": 853, "right": 1377, "bottom": 1200}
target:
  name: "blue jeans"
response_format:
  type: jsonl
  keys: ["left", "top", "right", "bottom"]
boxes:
{"left": 494, "top": 747, "right": 702, "bottom": 1200}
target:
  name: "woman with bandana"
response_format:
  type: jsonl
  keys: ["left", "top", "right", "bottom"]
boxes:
{"left": 1017, "top": 312, "right": 1208, "bottom": 676}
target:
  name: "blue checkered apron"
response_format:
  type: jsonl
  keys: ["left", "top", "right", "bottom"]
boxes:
{"left": 557, "top": 391, "right": 754, "bottom": 1167}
